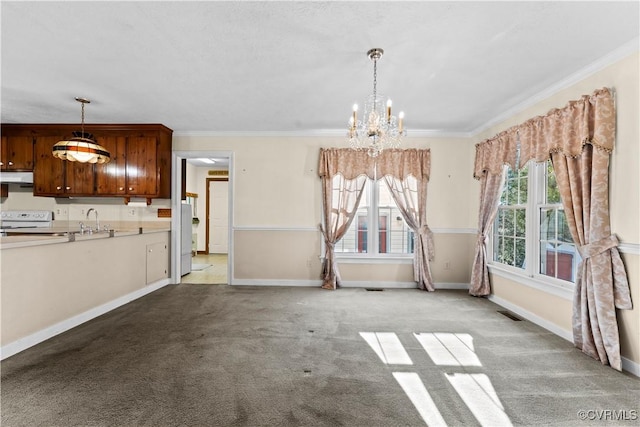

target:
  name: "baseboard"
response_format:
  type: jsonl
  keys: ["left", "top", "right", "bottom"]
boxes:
{"left": 489, "top": 295, "right": 639, "bottom": 378}
{"left": 435, "top": 282, "right": 469, "bottom": 290}
{"left": 231, "top": 279, "right": 322, "bottom": 287}
{"left": 341, "top": 281, "right": 417, "bottom": 289}
{"left": 488, "top": 295, "right": 573, "bottom": 342}
{"left": 0, "top": 279, "right": 171, "bottom": 360}
{"left": 231, "top": 279, "right": 468, "bottom": 290}
{"left": 621, "top": 357, "right": 640, "bottom": 377}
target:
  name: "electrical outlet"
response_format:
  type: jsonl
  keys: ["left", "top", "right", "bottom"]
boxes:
{"left": 129, "top": 209, "right": 136, "bottom": 216}
{"left": 444, "top": 261, "right": 451, "bottom": 270}
{"left": 80, "top": 209, "right": 85, "bottom": 216}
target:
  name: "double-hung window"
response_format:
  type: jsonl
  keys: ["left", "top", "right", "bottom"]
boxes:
{"left": 335, "top": 179, "right": 414, "bottom": 256}
{"left": 491, "top": 160, "right": 580, "bottom": 284}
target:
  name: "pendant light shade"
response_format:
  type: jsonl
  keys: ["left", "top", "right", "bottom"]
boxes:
{"left": 52, "top": 98, "right": 111, "bottom": 164}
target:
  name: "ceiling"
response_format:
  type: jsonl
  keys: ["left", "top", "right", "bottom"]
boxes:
{"left": 1, "top": 2, "right": 638, "bottom": 137}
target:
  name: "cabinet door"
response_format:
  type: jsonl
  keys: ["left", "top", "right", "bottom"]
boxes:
{"left": 95, "top": 135, "right": 127, "bottom": 195}
{"left": 65, "top": 160, "right": 95, "bottom": 195}
{"left": 33, "top": 136, "right": 66, "bottom": 196}
{"left": 126, "top": 136, "right": 158, "bottom": 196}
{"left": 0, "top": 136, "right": 7, "bottom": 169}
{"left": 1, "top": 135, "right": 34, "bottom": 171}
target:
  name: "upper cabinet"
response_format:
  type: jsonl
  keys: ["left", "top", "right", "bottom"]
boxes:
{"left": 2, "top": 124, "right": 172, "bottom": 202}
{"left": 1, "top": 134, "right": 34, "bottom": 171}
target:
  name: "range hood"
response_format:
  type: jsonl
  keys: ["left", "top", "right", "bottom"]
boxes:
{"left": 0, "top": 172, "right": 34, "bottom": 184}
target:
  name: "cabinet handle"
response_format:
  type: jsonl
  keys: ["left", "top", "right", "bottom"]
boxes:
{"left": 119, "top": 187, "right": 124, "bottom": 191}
{"left": 8, "top": 161, "right": 14, "bottom": 166}
{"left": 129, "top": 187, "right": 133, "bottom": 191}
{"left": 66, "top": 186, "right": 71, "bottom": 190}
{"left": 56, "top": 186, "right": 62, "bottom": 190}
{"left": 0, "top": 161, "right": 4, "bottom": 166}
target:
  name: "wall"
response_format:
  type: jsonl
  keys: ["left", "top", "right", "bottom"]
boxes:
{"left": 476, "top": 52, "right": 640, "bottom": 370}
{"left": 172, "top": 135, "right": 478, "bottom": 287}
{"left": 0, "top": 185, "right": 171, "bottom": 227}
{"left": 1, "top": 231, "right": 171, "bottom": 354}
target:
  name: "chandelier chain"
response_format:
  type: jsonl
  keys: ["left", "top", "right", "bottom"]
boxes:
{"left": 372, "top": 57, "right": 377, "bottom": 110}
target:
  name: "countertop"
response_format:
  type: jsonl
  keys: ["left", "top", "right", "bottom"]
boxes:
{"left": 0, "top": 226, "right": 171, "bottom": 249}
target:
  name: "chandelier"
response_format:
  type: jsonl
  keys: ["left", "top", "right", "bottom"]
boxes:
{"left": 348, "top": 48, "right": 405, "bottom": 157}
{"left": 52, "top": 97, "right": 111, "bottom": 164}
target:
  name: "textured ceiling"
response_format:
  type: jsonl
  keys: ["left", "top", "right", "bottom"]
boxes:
{"left": 1, "top": 1, "right": 638, "bottom": 136}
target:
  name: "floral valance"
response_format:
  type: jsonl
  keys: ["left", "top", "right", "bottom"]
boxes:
{"left": 474, "top": 87, "right": 615, "bottom": 179}
{"left": 319, "top": 148, "right": 431, "bottom": 181}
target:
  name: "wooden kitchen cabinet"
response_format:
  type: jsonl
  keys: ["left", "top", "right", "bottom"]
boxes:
{"left": 33, "top": 134, "right": 94, "bottom": 196}
{"left": 1, "top": 134, "right": 34, "bottom": 171}
{"left": 125, "top": 136, "right": 158, "bottom": 196}
{"left": 33, "top": 135, "right": 66, "bottom": 196}
{"left": 95, "top": 135, "right": 127, "bottom": 195}
{"left": 2, "top": 123, "right": 172, "bottom": 201}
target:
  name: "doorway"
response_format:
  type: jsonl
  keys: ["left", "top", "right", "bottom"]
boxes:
{"left": 172, "top": 151, "right": 233, "bottom": 285}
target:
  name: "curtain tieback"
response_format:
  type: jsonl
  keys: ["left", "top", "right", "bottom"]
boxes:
{"left": 577, "top": 235, "right": 619, "bottom": 259}
{"left": 476, "top": 233, "right": 488, "bottom": 247}
{"left": 318, "top": 224, "right": 335, "bottom": 249}
{"left": 418, "top": 225, "right": 431, "bottom": 237}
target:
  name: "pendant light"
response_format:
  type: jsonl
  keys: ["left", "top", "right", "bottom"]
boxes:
{"left": 52, "top": 97, "right": 111, "bottom": 164}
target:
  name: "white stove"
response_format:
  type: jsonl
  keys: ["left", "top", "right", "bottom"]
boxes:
{"left": 0, "top": 210, "right": 54, "bottom": 230}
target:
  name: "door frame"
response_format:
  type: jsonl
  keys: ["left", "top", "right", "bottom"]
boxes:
{"left": 171, "top": 150, "right": 234, "bottom": 285}
{"left": 206, "top": 177, "right": 229, "bottom": 254}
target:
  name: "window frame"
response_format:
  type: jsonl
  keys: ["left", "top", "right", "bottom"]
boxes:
{"left": 488, "top": 161, "right": 577, "bottom": 298}
{"left": 334, "top": 178, "right": 414, "bottom": 263}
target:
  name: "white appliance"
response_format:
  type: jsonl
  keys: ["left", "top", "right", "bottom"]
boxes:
{"left": 180, "top": 203, "right": 192, "bottom": 275}
{"left": 0, "top": 210, "right": 53, "bottom": 234}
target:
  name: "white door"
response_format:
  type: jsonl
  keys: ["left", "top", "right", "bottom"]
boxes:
{"left": 209, "top": 180, "right": 229, "bottom": 254}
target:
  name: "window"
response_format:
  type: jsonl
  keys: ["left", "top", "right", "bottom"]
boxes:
{"left": 335, "top": 179, "right": 414, "bottom": 255}
{"left": 492, "top": 160, "right": 580, "bottom": 283}
{"left": 538, "top": 161, "right": 581, "bottom": 282}
{"left": 493, "top": 164, "right": 528, "bottom": 268}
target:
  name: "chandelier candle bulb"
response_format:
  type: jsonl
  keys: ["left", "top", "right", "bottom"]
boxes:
{"left": 399, "top": 111, "right": 404, "bottom": 133}
{"left": 386, "top": 99, "right": 392, "bottom": 124}
{"left": 352, "top": 104, "right": 358, "bottom": 130}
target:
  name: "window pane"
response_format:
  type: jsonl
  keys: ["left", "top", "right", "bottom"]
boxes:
{"left": 515, "top": 238, "right": 526, "bottom": 268}
{"left": 493, "top": 165, "right": 527, "bottom": 269}
{"left": 503, "top": 209, "right": 515, "bottom": 236}
{"left": 335, "top": 180, "right": 370, "bottom": 253}
{"left": 538, "top": 206, "right": 578, "bottom": 282}
{"left": 378, "top": 181, "right": 414, "bottom": 254}
{"left": 515, "top": 209, "right": 526, "bottom": 236}
{"left": 546, "top": 160, "right": 561, "bottom": 204}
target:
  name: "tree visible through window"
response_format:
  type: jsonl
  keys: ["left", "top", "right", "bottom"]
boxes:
{"left": 492, "top": 160, "right": 580, "bottom": 283}
{"left": 493, "top": 164, "right": 528, "bottom": 268}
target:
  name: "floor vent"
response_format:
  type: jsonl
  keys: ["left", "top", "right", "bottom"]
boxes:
{"left": 365, "top": 288, "right": 384, "bottom": 292}
{"left": 497, "top": 310, "right": 522, "bottom": 321}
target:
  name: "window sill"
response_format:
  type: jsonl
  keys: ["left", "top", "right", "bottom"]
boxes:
{"left": 487, "top": 263, "right": 574, "bottom": 301}
{"left": 333, "top": 254, "right": 414, "bottom": 264}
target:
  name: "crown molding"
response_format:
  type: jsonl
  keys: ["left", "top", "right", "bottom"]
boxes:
{"left": 173, "top": 129, "right": 472, "bottom": 138}
{"left": 174, "top": 38, "right": 638, "bottom": 140}
{"left": 469, "top": 37, "right": 640, "bottom": 136}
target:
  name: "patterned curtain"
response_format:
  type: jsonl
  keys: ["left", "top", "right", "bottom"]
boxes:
{"left": 318, "top": 148, "right": 373, "bottom": 289}
{"left": 473, "top": 88, "right": 633, "bottom": 370}
{"left": 377, "top": 149, "right": 434, "bottom": 291}
{"left": 551, "top": 147, "right": 632, "bottom": 371}
{"left": 469, "top": 171, "right": 504, "bottom": 296}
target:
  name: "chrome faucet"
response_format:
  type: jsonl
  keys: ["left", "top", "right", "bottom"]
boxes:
{"left": 86, "top": 208, "right": 99, "bottom": 231}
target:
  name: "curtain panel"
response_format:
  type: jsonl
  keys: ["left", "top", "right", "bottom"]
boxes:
{"left": 318, "top": 148, "right": 434, "bottom": 291}
{"left": 471, "top": 87, "right": 632, "bottom": 370}
{"left": 318, "top": 148, "right": 372, "bottom": 289}
{"left": 378, "top": 149, "right": 435, "bottom": 291}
